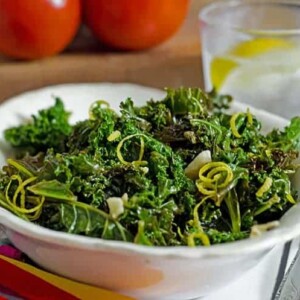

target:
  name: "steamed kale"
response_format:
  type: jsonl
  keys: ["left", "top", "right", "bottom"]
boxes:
{"left": 0, "top": 88, "right": 299, "bottom": 246}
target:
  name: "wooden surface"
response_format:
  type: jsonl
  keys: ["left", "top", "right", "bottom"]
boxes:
{"left": 0, "top": 0, "right": 209, "bottom": 102}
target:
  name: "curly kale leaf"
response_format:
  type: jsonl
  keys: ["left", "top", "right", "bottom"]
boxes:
{"left": 267, "top": 116, "right": 300, "bottom": 152}
{"left": 120, "top": 98, "right": 166, "bottom": 132}
{"left": 207, "top": 229, "right": 248, "bottom": 244}
{"left": 207, "top": 89, "right": 233, "bottom": 111}
{"left": 285, "top": 117, "right": 300, "bottom": 151}
{"left": 4, "top": 98, "right": 72, "bottom": 154}
{"left": 163, "top": 87, "right": 211, "bottom": 118}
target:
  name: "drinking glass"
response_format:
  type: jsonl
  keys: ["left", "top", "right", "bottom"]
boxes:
{"left": 199, "top": 0, "right": 300, "bottom": 118}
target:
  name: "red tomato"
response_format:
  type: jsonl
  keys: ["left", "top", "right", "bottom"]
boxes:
{"left": 83, "top": 0, "right": 190, "bottom": 50}
{"left": 0, "top": 0, "right": 81, "bottom": 59}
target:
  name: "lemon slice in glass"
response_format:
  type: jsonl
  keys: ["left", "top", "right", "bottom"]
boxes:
{"left": 210, "top": 38, "right": 295, "bottom": 91}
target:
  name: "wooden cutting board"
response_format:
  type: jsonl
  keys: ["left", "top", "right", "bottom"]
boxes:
{"left": 0, "top": 0, "right": 210, "bottom": 103}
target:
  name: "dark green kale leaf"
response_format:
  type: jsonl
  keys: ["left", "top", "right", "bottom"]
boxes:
{"left": 207, "top": 229, "right": 248, "bottom": 244}
{"left": 267, "top": 116, "right": 300, "bottom": 152}
{"left": 163, "top": 87, "right": 211, "bottom": 119}
{"left": 46, "top": 201, "right": 132, "bottom": 241}
{"left": 207, "top": 89, "right": 233, "bottom": 111}
{"left": 285, "top": 117, "right": 300, "bottom": 150}
{"left": 4, "top": 98, "right": 72, "bottom": 155}
{"left": 120, "top": 98, "right": 168, "bottom": 132}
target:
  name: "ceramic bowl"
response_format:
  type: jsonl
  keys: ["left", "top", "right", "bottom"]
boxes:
{"left": 0, "top": 83, "right": 299, "bottom": 300}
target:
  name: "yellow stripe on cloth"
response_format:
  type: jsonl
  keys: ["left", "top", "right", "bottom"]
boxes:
{"left": 0, "top": 254, "right": 134, "bottom": 300}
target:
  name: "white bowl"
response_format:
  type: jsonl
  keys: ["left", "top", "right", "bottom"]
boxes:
{"left": 0, "top": 83, "right": 299, "bottom": 300}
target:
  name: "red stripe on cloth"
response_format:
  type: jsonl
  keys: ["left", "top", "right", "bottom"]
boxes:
{"left": 0, "top": 258, "right": 79, "bottom": 300}
{"left": 0, "top": 283, "right": 22, "bottom": 298}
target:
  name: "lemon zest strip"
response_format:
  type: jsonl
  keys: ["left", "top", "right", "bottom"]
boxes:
{"left": 230, "top": 113, "right": 242, "bottom": 138}
{"left": 117, "top": 134, "right": 147, "bottom": 166}
{"left": 7, "top": 158, "right": 34, "bottom": 177}
{"left": 187, "top": 232, "right": 210, "bottom": 247}
{"left": 246, "top": 108, "right": 253, "bottom": 125}
{"left": 5, "top": 175, "right": 44, "bottom": 221}
{"left": 286, "top": 193, "right": 296, "bottom": 204}
{"left": 196, "top": 162, "right": 233, "bottom": 206}
{"left": 256, "top": 177, "right": 273, "bottom": 197}
{"left": 13, "top": 176, "right": 37, "bottom": 208}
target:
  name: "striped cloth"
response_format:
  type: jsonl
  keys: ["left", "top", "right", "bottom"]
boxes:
{"left": 0, "top": 240, "right": 133, "bottom": 300}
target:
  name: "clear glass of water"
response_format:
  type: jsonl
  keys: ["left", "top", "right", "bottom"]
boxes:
{"left": 199, "top": 0, "right": 300, "bottom": 119}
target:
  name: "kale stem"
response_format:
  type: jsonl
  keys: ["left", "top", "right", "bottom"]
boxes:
{"left": 224, "top": 189, "right": 241, "bottom": 233}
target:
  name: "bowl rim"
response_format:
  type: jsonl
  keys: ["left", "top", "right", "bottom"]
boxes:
{"left": 0, "top": 82, "right": 298, "bottom": 260}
